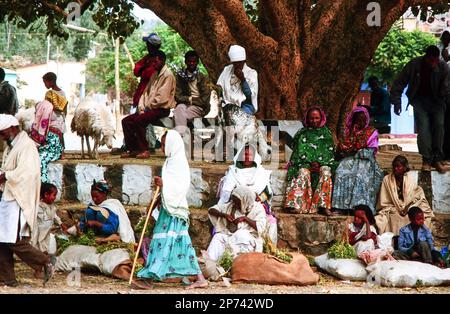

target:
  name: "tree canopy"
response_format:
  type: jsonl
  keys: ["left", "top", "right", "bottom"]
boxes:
{"left": 1, "top": 0, "right": 449, "bottom": 129}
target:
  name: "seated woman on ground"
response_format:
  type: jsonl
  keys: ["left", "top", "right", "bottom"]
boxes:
{"left": 207, "top": 186, "right": 267, "bottom": 262}
{"left": 75, "top": 180, "right": 135, "bottom": 244}
{"left": 393, "top": 207, "right": 444, "bottom": 267}
{"left": 349, "top": 205, "right": 378, "bottom": 256}
{"left": 217, "top": 143, "right": 277, "bottom": 245}
{"left": 332, "top": 106, "right": 384, "bottom": 215}
{"left": 284, "top": 107, "right": 336, "bottom": 215}
{"left": 376, "top": 155, "right": 433, "bottom": 235}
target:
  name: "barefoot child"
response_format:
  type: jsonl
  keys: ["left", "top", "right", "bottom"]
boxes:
{"left": 33, "top": 182, "right": 67, "bottom": 255}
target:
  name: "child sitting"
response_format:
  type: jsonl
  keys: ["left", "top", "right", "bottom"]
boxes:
{"left": 393, "top": 207, "right": 444, "bottom": 267}
{"left": 33, "top": 182, "right": 67, "bottom": 254}
{"left": 349, "top": 204, "right": 378, "bottom": 256}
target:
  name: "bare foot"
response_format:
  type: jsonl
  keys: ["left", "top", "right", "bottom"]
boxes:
{"left": 185, "top": 279, "right": 208, "bottom": 290}
{"left": 131, "top": 280, "right": 153, "bottom": 290}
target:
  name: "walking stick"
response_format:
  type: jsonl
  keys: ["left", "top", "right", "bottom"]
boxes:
{"left": 129, "top": 185, "right": 161, "bottom": 285}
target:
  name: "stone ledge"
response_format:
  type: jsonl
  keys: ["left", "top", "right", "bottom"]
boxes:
{"left": 56, "top": 202, "right": 450, "bottom": 256}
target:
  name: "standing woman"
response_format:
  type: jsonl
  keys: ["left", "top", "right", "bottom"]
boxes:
{"left": 137, "top": 130, "right": 207, "bottom": 289}
{"left": 30, "top": 100, "right": 64, "bottom": 182}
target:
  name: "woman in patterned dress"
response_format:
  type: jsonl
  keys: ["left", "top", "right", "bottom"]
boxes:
{"left": 137, "top": 130, "right": 207, "bottom": 289}
{"left": 284, "top": 107, "right": 336, "bottom": 215}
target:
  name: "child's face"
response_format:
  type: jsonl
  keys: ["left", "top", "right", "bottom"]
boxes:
{"left": 411, "top": 212, "right": 425, "bottom": 226}
{"left": 353, "top": 210, "right": 366, "bottom": 225}
{"left": 43, "top": 189, "right": 57, "bottom": 204}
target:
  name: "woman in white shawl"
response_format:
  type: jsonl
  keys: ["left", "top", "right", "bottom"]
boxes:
{"left": 76, "top": 180, "right": 135, "bottom": 244}
{"left": 375, "top": 155, "right": 433, "bottom": 235}
{"left": 218, "top": 144, "right": 277, "bottom": 245}
{"left": 207, "top": 186, "right": 267, "bottom": 261}
{"left": 137, "top": 130, "right": 207, "bottom": 289}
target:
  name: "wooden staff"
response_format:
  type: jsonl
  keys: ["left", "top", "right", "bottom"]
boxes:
{"left": 129, "top": 185, "right": 161, "bottom": 285}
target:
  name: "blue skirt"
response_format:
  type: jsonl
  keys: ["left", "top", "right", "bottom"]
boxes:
{"left": 137, "top": 206, "right": 200, "bottom": 281}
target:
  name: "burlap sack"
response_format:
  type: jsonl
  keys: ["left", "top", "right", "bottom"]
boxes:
{"left": 231, "top": 252, "right": 319, "bottom": 285}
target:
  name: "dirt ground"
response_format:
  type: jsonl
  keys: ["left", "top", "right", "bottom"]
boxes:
{"left": 1, "top": 262, "right": 449, "bottom": 294}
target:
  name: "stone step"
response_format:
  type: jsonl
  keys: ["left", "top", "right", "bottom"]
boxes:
{"left": 55, "top": 202, "right": 450, "bottom": 256}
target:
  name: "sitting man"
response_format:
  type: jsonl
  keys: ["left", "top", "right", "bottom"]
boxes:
{"left": 217, "top": 45, "right": 258, "bottom": 115}
{"left": 207, "top": 186, "right": 267, "bottom": 262}
{"left": 393, "top": 207, "right": 444, "bottom": 267}
{"left": 121, "top": 50, "right": 176, "bottom": 159}
{"left": 173, "top": 50, "right": 212, "bottom": 138}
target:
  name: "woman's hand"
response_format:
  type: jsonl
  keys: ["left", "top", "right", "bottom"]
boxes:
{"left": 233, "top": 216, "right": 247, "bottom": 224}
{"left": 86, "top": 220, "right": 102, "bottom": 228}
{"left": 154, "top": 176, "right": 163, "bottom": 188}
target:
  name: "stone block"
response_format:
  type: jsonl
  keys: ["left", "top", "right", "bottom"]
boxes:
{"left": 47, "top": 163, "right": 63, "bottom": 201}
{"left": 75, "top": 164, "right": 106, "bottom": 204}
{"left": 187, "top": 168, "right": 210, "bottom": 208}
{"left": 432, "top": 172, "right": 450, "bottom": 214}
{"left": 122, "top": 165, "right": 152, "bottom": 205}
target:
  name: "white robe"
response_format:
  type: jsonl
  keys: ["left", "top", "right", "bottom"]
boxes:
{"left": 217, "top": 64, "right": 258, "bottom": 111}
{"left": 0, "top": 131, "right": 41, "bottom": 242}
{"left": 207, "top": 187, "right": 267, "bottom": 261}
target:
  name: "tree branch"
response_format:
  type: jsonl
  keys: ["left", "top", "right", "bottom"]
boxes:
{"left": 212, "top": 0, "right": 278, "bottom": 62}
{"left": 40, "top": 0, "right": 68, "bottom": 17}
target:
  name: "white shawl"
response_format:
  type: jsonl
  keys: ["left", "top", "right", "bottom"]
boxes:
{"left": 210, "top": 186, "right": 267, "bottom": 239}
{"left": 161, "top": 130, "right": 191, "bottom": 222}
{"left": 217, "top": 64, "right": 258, "bottom": 111}
{"left": 99, "top": 199, "right": 135, "bottom": 244}
{"left": 1, "top": 131, "right": 41, "bottom": 231}
{"left": 219, "top": 145, "right": 271, "bottom": 204}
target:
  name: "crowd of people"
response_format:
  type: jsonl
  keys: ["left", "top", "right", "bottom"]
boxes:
{"left": 0, "top": 33, "right": 448, "bottom": 289}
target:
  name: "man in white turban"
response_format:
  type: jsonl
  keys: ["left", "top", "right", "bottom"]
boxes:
{"left": 0, "top": 114, "right": 54, "bottom": 287}
{"left": 217, "top": 45, "right": 258, "bottom": 115}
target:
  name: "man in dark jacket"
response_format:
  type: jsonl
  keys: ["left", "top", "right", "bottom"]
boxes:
{"left": 173, "top": 50, "right": 212, "bottom": 137}
{"left": 0, "top": 68, "right": 19, "bottom": 115}
{"left": 390, "top": 45, "right": 449, "bottom": 173}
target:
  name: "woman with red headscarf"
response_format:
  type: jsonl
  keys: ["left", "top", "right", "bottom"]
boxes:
{"left": 284, "top": 107, "right": 336, "bottom": 215}
{"left": 332, "top": 106, "right": 384, "bottom": 215}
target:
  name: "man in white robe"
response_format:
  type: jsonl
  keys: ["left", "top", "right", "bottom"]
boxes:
{"left": 207, "top": 186, "right": 267, "bottom": 261}
{"left": 217, "top": 45, "right": 258, "bottom": 115}
{"left": 0, "top": 114, "right": 54, "bottom": 286}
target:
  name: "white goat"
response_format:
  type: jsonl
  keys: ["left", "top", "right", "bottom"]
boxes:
{"left": 71, "top": 97, "right": 115, "bottom": 159}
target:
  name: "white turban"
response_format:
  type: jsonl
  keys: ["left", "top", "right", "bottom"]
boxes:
{"left": 228, "top": 45, "right": 246, "bottom": 62}
{"left": 0, "top": 114, "right": 19, "bottom": 131}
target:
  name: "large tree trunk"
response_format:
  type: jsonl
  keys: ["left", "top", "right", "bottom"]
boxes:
{"left": 135, "top": 0, "right": 443, "bottom": 131}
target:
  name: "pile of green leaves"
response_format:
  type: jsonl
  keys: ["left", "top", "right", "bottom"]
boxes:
{"left": 263, "top": 239, "right": 293, "bottom": 264}
{"left": 328, "top": 241, "right": 357, "bottom": 259}
{"left": 134, "top": 216, "right": 155, "bottom": 238}
{"left": 218, "top": 247, "right": 233, "bottom": 272}
{"left": 56, "top": 229, "right": 134, "bottom": 256}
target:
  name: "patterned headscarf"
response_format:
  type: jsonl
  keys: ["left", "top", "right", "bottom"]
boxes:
{"left": 302, "top": 107, "right": 327, "bottom": 128}
{"left": 345, "top": 106, "right": 370, "bottom": 136}
{"left": 91, "top": 179, "right": 112, "bottom": 194}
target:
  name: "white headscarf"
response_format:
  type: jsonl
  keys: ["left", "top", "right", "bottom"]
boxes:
{"left": 228, "top": 45, "right": 246, "bottom": 62}
{"left": 0, "top": 114, "right": 19, "bottom": 131}
{"left": 219, "top": 144, "right": 271, "bottom": 204}
{"left": 161, "top": 130, "right": 190, "bottom": 222}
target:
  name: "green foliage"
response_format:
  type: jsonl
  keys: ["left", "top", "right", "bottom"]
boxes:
{"left": 328, "top": 241, "right": 357, "bottom": 259}
{"left": 366, "top": 27, "right": 437, "bottom": 85}
{"left": 85, "top": 24, "right": 207, "bottom": 102}
{"left": 56, "top": 229, "right": 134, "bottom": 256}
{"left": 218, "top": 247, "right": 233, "bottom": 272}
{"left": 263, "top": 236, "right": 293, "bottom": 263}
